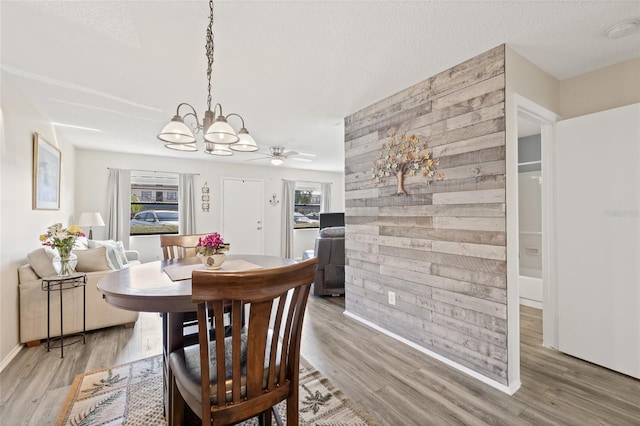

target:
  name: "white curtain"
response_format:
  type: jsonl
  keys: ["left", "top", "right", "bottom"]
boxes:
{"left": 106, "top": 168, "right": 131, "bottom": 248}
{"left": 178, "top": 173, "right": 196, "bottom": 234}
{"left": 321, "top": 182, "right": 332, "bottom": 212}
{"left": 281, "top": 180, "right": 296, "bottom": 258}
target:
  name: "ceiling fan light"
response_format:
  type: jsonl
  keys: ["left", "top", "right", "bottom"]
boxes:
{"left": 158, "top": 116, "right": 196, "bottom": 144}
{"left": 206, "top": 143, "right": 233, "bottom": 156}
{"left": 229, "top": 128, "right": 258, "bottom": 152}
{"left": 165, "top": 142, "right": 198, "bottom": 151}
{"left": 204, "top": 116, "right": 240, "bottom": 144}
{"left": 271, "top": 157, "right": 284, "bottom": 166}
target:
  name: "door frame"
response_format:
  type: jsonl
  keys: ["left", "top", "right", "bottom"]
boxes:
{"left": 507, "top": 95, "right": 559, "bottom": 389}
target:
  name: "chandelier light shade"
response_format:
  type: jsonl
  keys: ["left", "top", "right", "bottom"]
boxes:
{"left": 230, "top": 127, "right": 259, "bottom": 152}
{"left": 165, "top": 143, "right": 198, "bottom": 152}
{"left": 156, "top": 0, "right": 257, "bottom": 156}
{"left": 158, "top": 116, "right": 196, "bottom": 144}
{"left": 204, "top": 116, "right": 239, "bottom": 145}
{"left": 207, "top": 143, "right": 233, "bottom": 156}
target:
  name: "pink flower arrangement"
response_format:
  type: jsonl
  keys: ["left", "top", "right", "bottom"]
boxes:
{"left": 195, "top": 232, "right": 230, "bottom": 256}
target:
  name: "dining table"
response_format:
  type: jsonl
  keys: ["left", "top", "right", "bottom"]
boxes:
{"left": 97, "top": 254, "right": 296, "bottom": 424}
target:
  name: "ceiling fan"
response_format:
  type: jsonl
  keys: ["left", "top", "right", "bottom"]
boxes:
{"left": 246, "top": 146, "right": 313, "bottom": 166}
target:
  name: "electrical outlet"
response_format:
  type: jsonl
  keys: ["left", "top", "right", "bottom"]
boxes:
{"left": 388, "top": 291, "right": 396, "bottom": 306}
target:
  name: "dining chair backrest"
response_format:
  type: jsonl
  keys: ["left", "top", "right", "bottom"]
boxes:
{"left": 170, "top": 257, "right": 318, "bottom": 426}
{"left": 160, "top": 234, "right": 209, "bottom": 260}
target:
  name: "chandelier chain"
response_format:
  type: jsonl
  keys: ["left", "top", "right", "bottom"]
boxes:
{"left": 206, "top": 0, "right": 214, "bottom": 111}
{"left": 158, "top": 0, "right": 258, "bottom": 154}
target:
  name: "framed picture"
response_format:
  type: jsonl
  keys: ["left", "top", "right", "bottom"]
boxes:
{"left": 32, "top": 132, "right": 61, "bottom": 210}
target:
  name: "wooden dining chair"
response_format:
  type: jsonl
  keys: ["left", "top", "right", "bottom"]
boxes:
{"left": 168, "top": 257, "right": 318, "bottom": 426}
{"left": 160, "top": 234, "right": 210, "bottom": 261}
{"left": 160, "top": 232, "right": 210, "bottom": 313}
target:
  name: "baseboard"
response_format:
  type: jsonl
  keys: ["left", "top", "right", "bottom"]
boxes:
{"left": 343, "top": 310, "right": 520, "bottom": 395}
{"left": 0, "top": 344, "right": 23, "bottom": 374}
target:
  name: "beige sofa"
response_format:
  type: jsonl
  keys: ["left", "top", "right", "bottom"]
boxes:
{"left": 18, "top": 245, "right": 141, "bottom": 346}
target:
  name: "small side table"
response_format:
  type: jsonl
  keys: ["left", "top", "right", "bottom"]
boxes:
{"left": 41, "top": 273, "right": 87, "bottom": 358}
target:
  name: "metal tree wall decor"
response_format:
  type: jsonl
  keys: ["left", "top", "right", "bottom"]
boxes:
{"left": 372, "top": 133, "right": 444, "bottom": 195}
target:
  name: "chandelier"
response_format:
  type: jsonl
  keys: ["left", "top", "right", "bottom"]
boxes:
{"left": 157, "top": 0, "right": 257, "bottom": 155}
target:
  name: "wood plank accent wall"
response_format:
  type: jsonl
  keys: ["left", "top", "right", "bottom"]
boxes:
{"left": 343, "top": 45, "right": 508, "bottom": 385}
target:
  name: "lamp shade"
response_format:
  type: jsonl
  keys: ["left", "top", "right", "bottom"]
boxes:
{"left": 270, "top": 157, "right": 284, "bottom": 166}
{"left": 157, "top": 116, "right": 196, "bottom": 144}
{"left": 77, "top": 212, "right": 105, "bottom": 227}
{"left": 165, "top": 143, "right": 198, "bottom": 152}
{"left": 204, "top": 117, "right": 239, "bottom": 144}
{"left": 229, "top": 128, "right": 258, "bottom": 152}
{"left": 206, "top": 143, "right": 233, "bottom": 156}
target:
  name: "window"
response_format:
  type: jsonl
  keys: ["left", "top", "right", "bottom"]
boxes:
{"left": 293, "top": 183, "right": 321, "bottom": 229}
{"left": 130, "top": 172, "right": 179, "bottom": 236}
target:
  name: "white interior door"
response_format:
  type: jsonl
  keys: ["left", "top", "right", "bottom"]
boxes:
{"left": 222, "top": 178, "right": 263, "bottom": 255}
{"left": 556, "top": 103, "right": 639, "bottom": 379}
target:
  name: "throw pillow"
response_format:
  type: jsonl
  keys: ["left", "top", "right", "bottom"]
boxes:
{"left": 27, "top": 248, "right": 57, "bottom": 278}
{"left": 73, "top": 236, "right": 89, "bottom": 250}
{"left": 112, "top": 241, "right": 129, "bottom": 267}
{"left": 75, "top": 246, "right": 112, "bottom": 272}
{"left": 88, "top": 240, "right": 123, "bottom": 270}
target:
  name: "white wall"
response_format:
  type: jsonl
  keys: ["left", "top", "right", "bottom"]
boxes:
{"left": 75, "top": 149, "right": 344, "bottom": 262}
{"left": 0, "top": 78, "right": 76, "bottom": 364}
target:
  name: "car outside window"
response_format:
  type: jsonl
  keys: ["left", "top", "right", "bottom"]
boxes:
{"left": 130, "top": 172, "right": 179, "bottom": 236}
{"left": 156, "top": 211, "right": 178, "bottom": 221}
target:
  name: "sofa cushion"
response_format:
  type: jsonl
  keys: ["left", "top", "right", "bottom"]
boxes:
{"left": 319, "top": 226, "right": 345, "bottom": 238}
{"left": 27, "top": 248, "right": 56, "bottom": 278}
{"left": 75, "top": 246, "right": 112, "bottom": 272}
{"left": 88, "top": 240, "right": 128, "bottom": 269}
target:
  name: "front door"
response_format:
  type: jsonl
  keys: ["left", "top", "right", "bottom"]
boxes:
{"left": 222, "top": 178, "right": 264, "bottom": 255}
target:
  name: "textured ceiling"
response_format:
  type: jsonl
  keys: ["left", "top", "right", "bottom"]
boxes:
{"left": 2, "top": 1, "right": 639, "bottom": 172}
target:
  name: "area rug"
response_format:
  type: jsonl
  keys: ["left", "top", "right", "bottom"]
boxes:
{"left": 56, "top": 355, "right": 378, "bottom": 425}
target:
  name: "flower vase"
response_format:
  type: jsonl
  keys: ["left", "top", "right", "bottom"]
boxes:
{"left": 53, "top": 251, "right": 78, "bottom": 276}
{"left": 200, "top": 253, "right": 226, "bottom": 270}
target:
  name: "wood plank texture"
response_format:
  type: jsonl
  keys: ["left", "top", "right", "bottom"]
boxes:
{"left": 344, "top": 45, "right": 508, "bottom": 384}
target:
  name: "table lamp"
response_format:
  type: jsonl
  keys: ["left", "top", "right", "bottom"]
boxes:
{"left": 77, "top": 212, "right": 105, "bottom": 240}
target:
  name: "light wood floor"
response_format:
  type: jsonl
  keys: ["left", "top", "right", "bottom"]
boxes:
{"left": 1, "top": 297, "right": 638, "bottom": 425}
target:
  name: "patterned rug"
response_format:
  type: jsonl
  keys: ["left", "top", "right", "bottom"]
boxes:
{"left": 55, "top": 355, "right": 378, "bottom": 425}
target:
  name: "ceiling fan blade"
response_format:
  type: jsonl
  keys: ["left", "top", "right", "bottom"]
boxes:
{"left": 291, "top": 157, "right": 312, "bottom": 162}
{"left": 245, "top": 156, "right": 270, "bottom": 162}
{"left": 283, "top": 150, "right": 299, "bottom": 157}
